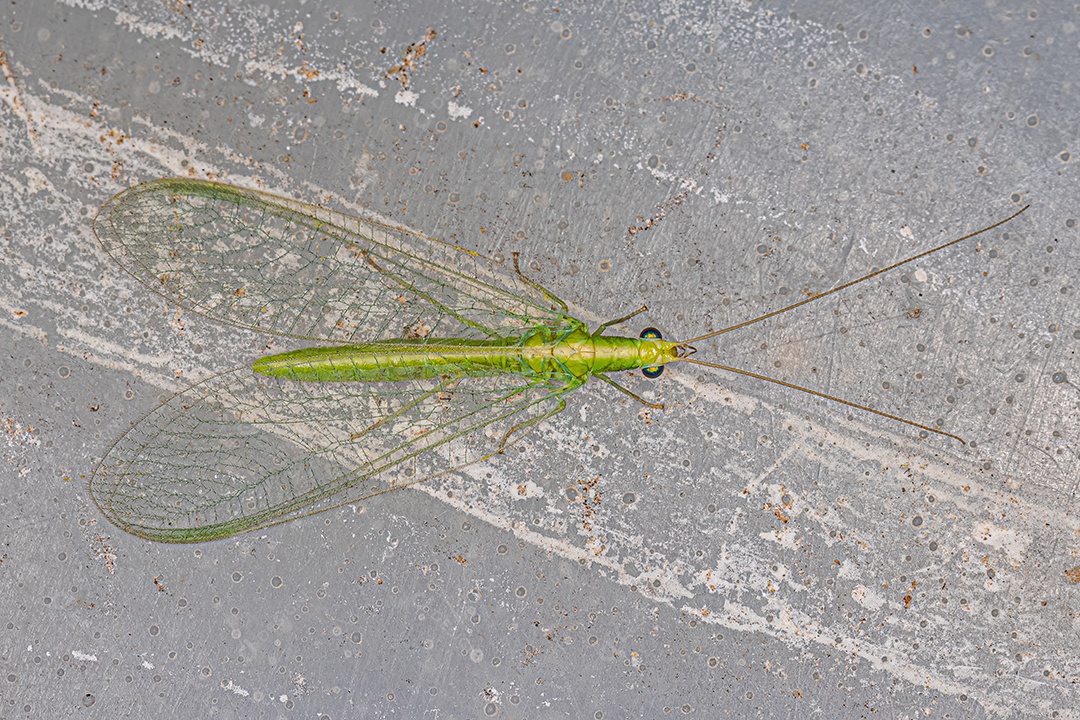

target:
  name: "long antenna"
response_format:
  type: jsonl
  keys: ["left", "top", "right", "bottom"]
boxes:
{"left": 676, "top": 204, "right": 1030, "bottom": 443}
{"left": 683, "top": 357, "right": 965, "bottom": 443}
{"left": 681, "top": 205, "right": 1029, "bottom": 345}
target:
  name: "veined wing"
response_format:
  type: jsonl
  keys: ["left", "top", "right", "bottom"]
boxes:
{"left": 91, "top": 366, "right": 580, "bottom": 543}
{"left": 93, "top": 178, "right": 571, "bottom": 343}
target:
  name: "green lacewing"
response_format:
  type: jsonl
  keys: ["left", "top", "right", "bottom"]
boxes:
{"left": 90, "top": 178, "right": 1027, "bottom": 542}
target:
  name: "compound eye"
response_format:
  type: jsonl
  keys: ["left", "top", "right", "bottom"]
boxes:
{"left": 640, "top": 327, "right": 664, "bottom": 378}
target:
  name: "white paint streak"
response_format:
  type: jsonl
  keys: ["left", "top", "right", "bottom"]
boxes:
{"left": 414, "top": 468, "right": 696, "bottom": 602}
{"left": 683, "top": 602, "right": 1013, "bottom": 717}
{"left": 971, "top": 520, "right": 1029, "bottom": 564}
{"left": 851, "top": 584, "right": 886, "bottom": 610}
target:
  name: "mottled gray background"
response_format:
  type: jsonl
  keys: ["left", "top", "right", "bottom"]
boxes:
{"left": 2, "top": 1, "right": 1077, "bottom": 718}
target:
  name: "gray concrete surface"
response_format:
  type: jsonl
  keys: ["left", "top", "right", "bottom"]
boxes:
{"left": 1, "top": 1, "right": 1077, "bottom": 718}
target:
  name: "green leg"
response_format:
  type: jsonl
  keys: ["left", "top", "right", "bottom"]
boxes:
{"left": 594, "top": 371, "right": 664, "bottom": 410}
{"left": 594, "top": 305, "right": 649, "bottom": 335}
{"left": 363, "top": 251, "right": 499, "bottom": 336}
{"left": 512, "top": 252, "right": 571, "bottom": 314}
{"left": 348, "top": 383, "right": 442, "bottom": 440}
{"left": 495, "top": 380, "right": 583, "bottom": 453}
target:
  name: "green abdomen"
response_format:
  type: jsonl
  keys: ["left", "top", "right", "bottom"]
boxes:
{"left": 252, "top": 337, "right": 525, "bottom": 382}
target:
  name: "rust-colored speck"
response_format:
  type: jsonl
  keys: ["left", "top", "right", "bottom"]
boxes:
{"left": 562, "top": 170, "right": 586, "bottom": 187}
{"left": 386, "top": 28, "right": 438, "bottom": 89}
{"left": 770, "top": 505, "right": 791, "bottom": 524}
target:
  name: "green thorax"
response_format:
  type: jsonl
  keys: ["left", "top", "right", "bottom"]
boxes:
{"left": 252, "top": 327, "right": 681, "bottom": 382}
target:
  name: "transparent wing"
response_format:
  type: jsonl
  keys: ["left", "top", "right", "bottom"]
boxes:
{"left": 91, "top": 368, "right": 579, "bottom": 543}
{"left": 93, "top": 178, "right": 570, "bottom": 343}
